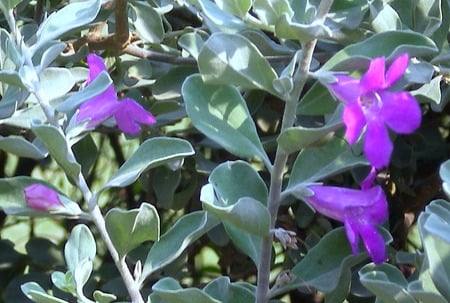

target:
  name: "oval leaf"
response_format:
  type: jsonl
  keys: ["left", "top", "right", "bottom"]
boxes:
{"left": 140, "top": 211, "right": 219, "bottom": 283}
{"left": 195, "top": 0, "right": 245, "bottom": 33}
{"left": 440, "top": 160, "right": 450, "bottom": 197}
{"left": 277, "top": 108, "right": 342, "bottom": 154}
{"left": 130, "top": 2, "right": 164, "bottom": 43}
{"left": 359, "top": 263, "right": 416, "bottom": 303}
{"left": 33, "top": 0, "right": 101, "bottom": 52}
{"left": 198, "top": 33, "right": 278, "bottom": 95}
{"left": 200, "top": 161, "right": 269, "bottom": 236}
{"left": 102, "top": 137, "right": 194, "bottom": 190}
{"left": 182, "top": 74, "right": 270, "bottom": 166}
{"left": 322, "top": 31, "right": 438, "bottom": 70}
{"left": 32, "top": 123, "right": 81, "bottom": 184}
{"left": 287, "top": 137, "right": 368, "bottom": 192}
{"left": 21, "top": 282, "right": 68, "bottom": 303}
{"left": 208, "top": 160, "right": 268, "bottom": 204}
{"left": 274, "top": 227, "right": 391, "bottom": 299}
{"left": 253, "top": 0, "right": 294, "bottom": 26}
{"left": 419, "top": 199, "right": 450, "bottom": 301}
{"left": 202, "top": 195, "right": 270, "bottom": 237}
{"left": 0, "top": 136, "right": 47, "bottom": 159}
{"left": 38, "top": 67, "right": 75, "bottom": 101}
{"left": 64, "top": 224, "right": 96, "bottom": 273}
{"left": 105, "top": 203, "right": 160, "bottom": 258}
{"left": 216, "top": 0, "right": 252, "bottom": 18}
{"left": 203, "top": 277, "right": 256, "bottom": 303}
{"left": 224, "top": 223, "right": 262, "bottom": 266}
{"left": 152, "top": 277, "right": 221, "bottom": 303}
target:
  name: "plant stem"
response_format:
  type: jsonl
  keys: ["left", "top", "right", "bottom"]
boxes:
{"left": 255, "top": 1, "right": 334, "bottom": 302}
{"left": 78, "top": 163, "right": 145, "bottom": 303}
{"left": 6, "top": 6, "right": 143, "bottom": 303}
{"left": 90, "top": 204, "right": 145, "bottom": 303}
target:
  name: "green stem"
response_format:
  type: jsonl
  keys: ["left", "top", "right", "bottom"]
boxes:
{"left": 255, "top": 1, "right": 334, "bottom": 302}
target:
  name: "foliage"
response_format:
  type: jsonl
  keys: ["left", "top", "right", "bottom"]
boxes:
{"left": 0, "top": 0, "right": 448, "bottom": 303}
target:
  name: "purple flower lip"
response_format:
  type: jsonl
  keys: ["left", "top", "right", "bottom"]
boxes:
{"left": 24, "top": 184, "right": 63, "bottom": 211}
{"left": 302, "top": 168, "right": 388, "bottom": 264}
{"left": 327, "top": 54, "right": 421, "bottom": 168}
{"left": 76, "top": 54, "right": 156, "bottom": 135}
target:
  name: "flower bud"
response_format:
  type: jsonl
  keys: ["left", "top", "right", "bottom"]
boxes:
{"left": 23, "top": 184, "right": 63, "bottom": 211}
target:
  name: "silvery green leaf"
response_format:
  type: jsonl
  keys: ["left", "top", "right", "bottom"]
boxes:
{"left": 33, "top": 0, "right": 101, "bottom": 53}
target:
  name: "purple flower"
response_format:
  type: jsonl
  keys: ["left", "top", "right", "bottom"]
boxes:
{"left": 76, "top": 54, "right": 156, "bottom": 135}
{"left": 302, "top": 169, "right": 388, "bottom": 264}
{"left": 327, "top": 54, "right": 421, "bottom": 168}
{"left": 24, "top": 184, "right": 63, "bottom": 211}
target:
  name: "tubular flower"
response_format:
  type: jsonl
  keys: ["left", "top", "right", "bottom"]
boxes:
{"left": 24, "top": 184, "right": 63, "bottom": 211}
{"left": 76, "top": 54, "right": 156, "bottom": 135}
{"left": 327, "top": 54, "right": 421, "bottom": 168}
{"left": 302, "top": 169, "right": 388, "bottom": 264}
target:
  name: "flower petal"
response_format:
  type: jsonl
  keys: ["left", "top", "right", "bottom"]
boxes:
{"left": 327, "top": 75, "right": 361, "bottom": 104}
{"left": 368, "top": 187, "right": 389, "bottom": 223}
{"left": 344, "top": 218, "right": 359, "bottom": 255}
{"left": 360, "top": 166, "right": 376, "bottom": 190}
{"left": 114, "top": 99, "right": 156, "bottom": 135}
{"left": 385, "top": 54, "right": 409, "bottom": 87}
{"left": 360, "top": 57, "right": 386, "bottom": 94}
{"left": 343, "top": 101, "right": 366, "bottom": 144}
{"left": 381, "top": 91, "right": 421, "bottom": 134}
{"left": 77, "top": 94, "right": 119, "bottom": 127}
{"left": 358, "top": 223, "right": 387, "bottom": 264}
{"left": 87, "top": 54, "right": 108, "bottom": 83}
{"left": 364, "top": 120, "right": 392, "bottom": 169}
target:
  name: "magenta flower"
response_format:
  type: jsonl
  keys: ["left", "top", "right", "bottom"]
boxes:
{"left": 76, "top": 54, "right": 156, "bottom": 135}
{"left": 24, "top": 184, "right": 63, "bottom": 211}
{"left": 327, "top": 54, "right": 421, "bottom": 168}
{"left": 302, "top": 169, "right": 388, "bottom": 264}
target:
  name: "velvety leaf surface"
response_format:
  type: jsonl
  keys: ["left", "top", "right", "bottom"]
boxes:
{"left": 0, "top": 136, "right": 47, "bottom": 159}
{"left": 33, "top": 0, "right": 101, "bottom": 52}
{"left": 64, "top": 224, "right": 96, "bottom": 273}
{"left": 322, "top": 31, "right": 438, "bottom": 71}
{"left": 419, "top": 199, "right": 450, "bottom": 301}
{"left": 277, "top": 108, "right": 342, "bottom": 154}
{"left": 203, "top": 277, "right": 255, "bottom": 303}
{"left": 105, "top": 203, "right": 160, "bottom": 258}
{"left": 440, "top": 160, "right": 450, "bottom": 197}
{"left": 102, "top": 137, "right": 194, "bottom": 190}
{"left": 287, "top": 137, "right": 368, "bottom": 191}
{"left": 359, "top": 263, "right": 416, "bottom": 303}
{"left": 130, "top": 2, "right": 164, "bottom": 43}
{"left": 215, "top": 0, "right": 252, "bottom": 18}
{"left": 275, "top": 227, "right": 391, "bottom": 301}
{"left": 32, "top": 123, "right": 81, "bottom": 184}
{"left": 21, "top": 282, "right": 68, "bottom": 303}
{"left": 198, "top": 33, "right": 278, "bottom": 95}
{"left": 152, "top": 277, "right": 221, "bottom": 303}
{"left": 140, "top": 211, "right": 220, "bottom": 283}
{"left": 253, "top": 0, "right": 293, "bottom": 26}
{"left": 193, "top": 0, "right": 245, "bottom": 33}
{"left": 183, "top": 75, "right": 270, "bottom": 166}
